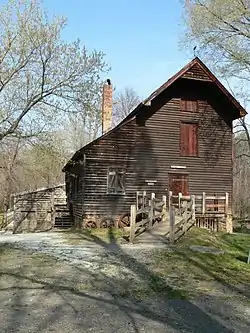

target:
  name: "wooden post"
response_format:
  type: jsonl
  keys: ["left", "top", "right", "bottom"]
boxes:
{"left": 162, "top": 195, "right": 167, "bottom": 223}
{"left": 178, "top": 192, "right": 182, "bottom": 215}
{"left": 202, "top": 192, "right": 206, "bottom": 215}
{"left": 225, "top": 192, "right": 232, "bottom": 233}
{"left": 168, "top": 191, "right": 172, "bottom": 212}
{"left": 225, "top": 192, "right": 229, "bottom": 215}
{"left": 169, "top": 203, "right": 175, "bottom": 244}
{"left": 149, "top": 192, "right": 155, "bottom": 228}
{"left": 151, "top": 192, "right": 155, "bottom": 216}
{"left": 183, "top": 201, "right": 188, "bottom": 234}
{"left": 191, "top": 195, "right": 195, "bottom": 222}
{"left": 136, "top": 191, "right": 140, "bottom": 210}
{"left": 129, "top": 205, "right": 136, "bottom": 243}
{"left": 143, "top": 190, "right": 147, "bottom": 208}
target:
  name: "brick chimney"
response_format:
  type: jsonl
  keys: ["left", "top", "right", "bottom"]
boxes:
{"left": 102, "top": 79, "right": 113, "bottom": 134}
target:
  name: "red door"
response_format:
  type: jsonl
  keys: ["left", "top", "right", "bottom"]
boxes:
{"left": 169, "top": 174, "right": 189, "bottom": 196}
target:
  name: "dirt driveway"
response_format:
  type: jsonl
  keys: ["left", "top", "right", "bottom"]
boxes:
{"left": 0, "top": 231, "right": 249, "bottom": 333}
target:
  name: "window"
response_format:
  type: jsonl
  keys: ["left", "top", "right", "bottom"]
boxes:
{"left": 180, "top": 122, "right": 198, "bottom": 156}
{"left": 180, "top": 99, "right": 198, "bottom": 112}
{"left": 107, "top": 168, "right": 125, "bottom": 194}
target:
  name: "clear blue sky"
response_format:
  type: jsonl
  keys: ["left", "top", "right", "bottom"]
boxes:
{"left": 43, "top": 0, "right": 191, "bottom": 99}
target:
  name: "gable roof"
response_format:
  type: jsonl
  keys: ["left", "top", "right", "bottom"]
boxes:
{"left": 120, "top": 56, "right": 247, "bottom": 123}
{"left": 62, "top": 57, "right": 247, "bottom": 172}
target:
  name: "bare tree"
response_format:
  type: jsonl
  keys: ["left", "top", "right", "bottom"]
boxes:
{"left": 0, "top": 0, "right": 109, "bottom": 214}
{"left": 181, "top": 0, "right": 250, "bottom": 218}
{"left": 112, "top": 87, "right": 141, "bottom": 126}
{"left": 182, "top": 1, "right": 250, "bottom": 89}
{"left": 0, "top": 0, "right": 107, "bottom": 142}
{"left": 64, "top": 101, "right": 102, "bottom": 153}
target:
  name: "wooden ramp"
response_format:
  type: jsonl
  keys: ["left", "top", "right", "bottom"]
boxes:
{"left": 133, "top": 214, "right": 185, "bottom": 245}
{"left": 129, "top": 192, "right": 196, "bottom": 245}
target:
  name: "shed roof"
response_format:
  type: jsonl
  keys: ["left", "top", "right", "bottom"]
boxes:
{"left": 13, "top": 184, "right": 65, "bottom": 197}
{"left": 63, "top": 57, "right": 247, "bottom": 172}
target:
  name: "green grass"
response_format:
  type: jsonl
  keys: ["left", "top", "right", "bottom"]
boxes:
{"left": 150, "top": 228, "right": 250, "bottom": 296}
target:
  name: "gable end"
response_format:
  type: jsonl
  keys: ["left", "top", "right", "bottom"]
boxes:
{"left": 182, "top": 63, "right": 213, "bottom": 82}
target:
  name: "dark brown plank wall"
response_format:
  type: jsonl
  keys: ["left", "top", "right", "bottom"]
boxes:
{"left": 136, "top": 78, "right": 232, "bottom": 202}
{"left": 66, "top": 120, "right": 140, "bottom": 227}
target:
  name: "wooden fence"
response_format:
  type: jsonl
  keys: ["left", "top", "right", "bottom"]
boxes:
{"left": 129, "top": 191, "right": 230, "bottom": 243}
{"left": 169, "top": 192, "right": 196, "bottom": 244}
{"left": 129, "top": 192, "right": 167, "bottom": 243}
{"left": 169, "top": 191, "right": 230, "bottom": 232}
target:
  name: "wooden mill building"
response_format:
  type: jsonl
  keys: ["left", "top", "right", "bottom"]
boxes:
{"left": 62, "top": 57, "right": 247, "bottom": 231}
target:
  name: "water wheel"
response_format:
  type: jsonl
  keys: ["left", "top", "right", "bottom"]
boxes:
{"left": 100, "top": 217, "right": 115, "bottom": 228}
{"left": 118, "top": 214, "right": 130, "bottom": 228}
{"left": 85, "top": 220, "right": 97, "bottom": 228}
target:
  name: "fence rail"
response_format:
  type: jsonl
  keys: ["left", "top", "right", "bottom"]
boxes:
{"left": 169, "top": 191, "right": 230, "bottom": 231}
{"left": 169, "top": 193, "right": 196, "bottom": 244}
{"left": 129, "top": 190, "right": 230, "bottom": 243}
{"left": 130, "top": 192, "right": 167, "bottom": 243}
{"left": 170, "top": 191, "right": 229, "bottom": 215}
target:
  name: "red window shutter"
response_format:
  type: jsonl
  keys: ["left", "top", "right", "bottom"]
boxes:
{"left": 192, "top": 124, "right": 198, "bottom": 155}
{"left": 180, "top": 99, "right": 198, "bottom": 112}
{"left": 186, "top": 100, "right": 192, "bottom": 112}
{"left": 188, "top": 123, "right": 198, "bottom": 156}
{"left": 180, "top": 99, "right": 186, "bottom": 110}
{"left": 189, "top": 100, "right": 198, "bottom": 112}
{"left": 180, "top": 123, "right": 187, "bottom": 155}
{"left": 180, "top": 122, "right": 198, "bottom": 156}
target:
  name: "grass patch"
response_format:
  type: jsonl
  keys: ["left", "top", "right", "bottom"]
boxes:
{"left": 150, "top": 228, "right": 250, "bottom": 295}
{"left": 60, "top": 227, "right": 125, "bottom": 245}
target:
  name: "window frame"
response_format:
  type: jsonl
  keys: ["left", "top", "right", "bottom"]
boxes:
{"left": 107, "top": 167, "right": 126, "bottom": 195}
{"left": 180, "top": 121, "right": 199, "bottom": 157}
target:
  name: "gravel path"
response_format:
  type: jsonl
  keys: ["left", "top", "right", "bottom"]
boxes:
{"left": 0, "top": 231, "right": 249, "bottom": 333}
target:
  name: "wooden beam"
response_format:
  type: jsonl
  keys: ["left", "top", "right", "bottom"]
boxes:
{"left": 169, "top": 203, "right": 175, "bottom": 244}
{"left": 191, "top": 195, "right": 196, "bottom": 221}
{"left": 162, "top": 195, "right": 167, "bottom": 223}
{"left": 129, "top": 205, "right": 136, "bottom": 243}
{"left": 202, "top": 192, "right": 206, "bottom": 215}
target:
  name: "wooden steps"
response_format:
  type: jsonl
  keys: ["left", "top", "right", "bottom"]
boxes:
{"left": 54, "top": 204, "right": 73, "bottom": 229}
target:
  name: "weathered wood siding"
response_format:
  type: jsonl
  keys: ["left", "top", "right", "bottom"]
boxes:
{"left": 182, "top": 63, "right": 212, "bottom": 81}
{"left": 13, "top": 185, "right": 67, "bottom": 232}
{"left": 66, "top": 121, "right": 139, "bottom": 227}
{"left": 135, "top": 78, "right": 232, "bottom": 201}
{"left": 66, "top": 69, "right": 234, "bottom": 227}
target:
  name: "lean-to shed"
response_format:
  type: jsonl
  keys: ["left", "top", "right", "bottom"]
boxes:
{"left": 12, "top": 184, "right": 71, "bottom": 232}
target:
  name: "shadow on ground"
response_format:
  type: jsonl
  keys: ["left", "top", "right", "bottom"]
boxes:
{"left": 0, "top": 228, "right": 249, "bottom": 333}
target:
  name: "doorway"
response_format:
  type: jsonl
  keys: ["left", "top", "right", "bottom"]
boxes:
{"left": 169, "top": 173, "right": 189, "bottom": 196}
